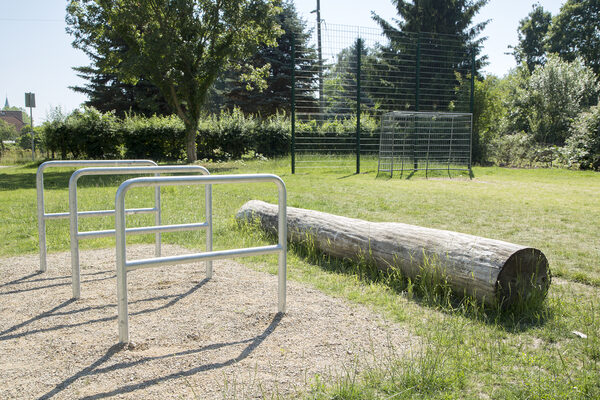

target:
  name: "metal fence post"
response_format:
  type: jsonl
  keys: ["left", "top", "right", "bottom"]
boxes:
{"left": 470, "top": 50, "right": 476, "bottom": 173}
{"left": 356, "top": 37, "right": 362, "bottom": 175}
{"left": 470, "top": 50, "right": 476, "bottom": 115}
{"left": 414, "top": 33, "right": 422, "bottom": 171}
{"left": 291, "top": 33, "right": 296, "bottom": 174}
{"left": 415, "top": 32, "right": 421, "bottom": 113}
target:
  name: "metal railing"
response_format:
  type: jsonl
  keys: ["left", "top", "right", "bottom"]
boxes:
{"left": 115, "top": 174, "right": 287, "bottom": 344}
{"left": 37, "top": 160, "right": 158, "bottom": 273}
{"left": 68, "top": 165, "right": 211, "bottom": 299}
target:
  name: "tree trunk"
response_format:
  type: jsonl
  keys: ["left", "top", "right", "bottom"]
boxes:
{"left": 236, "top": 200, "right": 551, "bottom": 307}
{"left": 185, "top": 122, "right": 197, "bottom": 163}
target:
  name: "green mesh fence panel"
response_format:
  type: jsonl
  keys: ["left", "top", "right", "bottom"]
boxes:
{"left": 292, "top": 24, "right": 474, "bottom": 175}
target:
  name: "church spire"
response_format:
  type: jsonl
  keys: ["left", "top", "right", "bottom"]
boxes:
{"left": 3, "top": 95, "right": 9, "bottom": 109}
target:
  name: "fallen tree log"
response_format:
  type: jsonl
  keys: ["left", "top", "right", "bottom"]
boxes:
{"left": 236, "top": 200, "right": 550, "bottom": 307}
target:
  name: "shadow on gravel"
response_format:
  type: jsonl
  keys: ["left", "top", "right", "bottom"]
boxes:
{"left": 0, "top": 270, "right": 114, "bottom": 296}
{"left": 37, "top": 313, "right": 282, "bottom": 400}
{"left": 0, "top": 277, "right": 209, "bottom": 341}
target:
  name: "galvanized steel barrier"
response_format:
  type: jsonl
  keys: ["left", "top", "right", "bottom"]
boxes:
{"left": 68, "top": 165, "right": 211, "bottom": 299}
{"left": 115, "top": 174, "right": 287, "bottom": 344}
{"left": 37, "top": 160, "right": 158, "bottom": 273}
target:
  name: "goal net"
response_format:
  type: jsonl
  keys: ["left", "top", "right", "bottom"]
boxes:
{"left": 377, "top": 111, "right": 472, "bottom": 177}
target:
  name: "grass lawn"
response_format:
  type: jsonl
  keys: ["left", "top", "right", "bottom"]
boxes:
{"left": 0, "top": 158, "right": 599, "bottom": 399}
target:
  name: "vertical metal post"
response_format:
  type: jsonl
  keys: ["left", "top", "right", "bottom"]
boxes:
{"left": 470, "top": 50, "right": 476, "bottom": 173}
{"left": 470, "top": 50, "right": 475, "bottom": 115}
{"left": 316, "top": 0, "right": 324, "bottom": 120}
{"left": 278, "top": 181, "right": 287, "bottom": 313}
{"left": 469, "top": 114, "right": 474, "bottom": 176}
{"left": 37, "top": 169, "right": 47, "bottom": 272}
{"left": 69, "top": 178, "right": 81, "bottom": 298}
{"left": 415, "top": 33, "right": 421, "bottom": 112}
{"left": 356, "top": 37, "right": 362, "bottom": 175}
{"left": 154, "top": 185, "right": 161, "bottom": 257}
{"left": 205, "top": 183, "right": 213, "bottom": 278}
{"left": 29, "top": 107, "right": 34, "bottom": 161}
{"left": 291, "top": 33, "right": 296, "bottom": 174}
{"left": 414, "top": 34, "right": 421, "bottom": 171}
{"left": 448, "top": 116, "right": 455, "bottom": 177}
{"left": 115, "top": 185, "right": 129, "bottom": 343}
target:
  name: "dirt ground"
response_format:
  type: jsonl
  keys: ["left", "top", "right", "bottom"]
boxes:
{"left": 0, "top": 245, "right": 413, "bottom": 399}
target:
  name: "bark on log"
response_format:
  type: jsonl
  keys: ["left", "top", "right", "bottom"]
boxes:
{"left": 236, "top": 200, "right": 550, "bottom": 307}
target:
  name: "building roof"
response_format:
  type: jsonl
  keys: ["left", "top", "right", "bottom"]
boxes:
{"left": 0, "top": 110, "right": 25, "bottom": 132}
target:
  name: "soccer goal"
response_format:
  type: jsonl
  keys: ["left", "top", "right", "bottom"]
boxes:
{"left": 377, "top": 111, "right": 472, "bottom": 177}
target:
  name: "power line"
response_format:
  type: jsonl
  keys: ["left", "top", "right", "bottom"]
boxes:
{"left": 0, "top": 18, "right": 63, "bottom": 23}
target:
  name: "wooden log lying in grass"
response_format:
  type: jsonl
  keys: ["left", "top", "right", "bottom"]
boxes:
{"left": 236, "top": 200, "right": 551, "bottom": 307}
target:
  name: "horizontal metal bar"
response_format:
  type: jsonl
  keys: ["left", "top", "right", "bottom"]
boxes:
{"left": 77, "top": 222, "right": 209, "bottom": 239}
{"left": 45, "top": 207, "right": 156, "bottom": 220}
{"left": 44, "top": 212, "right": 70, "bottom": 220}
{"left": 80, "top": 208, "right": 157, "bottom": 217}
{"left": 126, "top": 222, "right": 208, "bottom": 235}
{"left": 118, "top": 174, "right": 285, "bottom": 191}
{"left": 125, "top": 245, "right": 282, "bottom": 271}
{"left": 70, "top": 165, "right": 210, "bottom": 179}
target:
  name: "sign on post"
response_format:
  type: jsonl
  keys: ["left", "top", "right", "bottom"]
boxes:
{"left": 24, "top": 92, "right": 35, "bottom": 160}
{"left": 25, "top": 92, "right": 36, "bottom": 108}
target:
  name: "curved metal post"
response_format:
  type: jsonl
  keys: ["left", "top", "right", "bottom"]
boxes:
{"left": 36, "top": 160, "right": 157, "bottom": 272}
{"left": 68, "top": 165, "right": 210, "bottom": 299}
{"left": 115, "top": 174, "right": 286, "bottom": 344}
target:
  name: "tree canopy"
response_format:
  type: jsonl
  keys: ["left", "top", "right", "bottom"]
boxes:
{"left": 511, "top": 0, "right": 600, "bottom": 77}
{"left": 67, "top": 0, "right": 283, "bottom": 162}
{"left": 70, "top": 58, "right": 171, "bottom": 118}
{"left": 547, "top": 0, "right": 600, "bottom": 76}
{"left": 207, "top": 1, "right": 317, "bottom": 116}
{"left": 367, "top": 0, "right": 488, "bottom": 112}
{"left": 512, "top": 4, "right": 552, "bottom": 72}
{"left": 372, "top": 0, "right": 489, "bottom": 55}
{"left": 0, "top": 119, "right": 18, "bottom": 152}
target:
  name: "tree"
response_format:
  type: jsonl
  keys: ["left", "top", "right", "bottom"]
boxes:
{"left": 505, "top": 55, "right": 599, "bottom": 146}
{"left": 0, "top": 119, "right": 18, "bottom": 153}
{"left": 71, "top": 62, "right": 171, "bottom": 118}
{"left": 67, "top": 0, "right": 282, "bottom": 162}
{"left": 371, "top": 0, "right": 489, "bottom": 112}
{"left": 511, "top": 3, "right": 552, "bottom": 72}
{"left": 564, "top": 104, "right": 600, "bottom": 170}
{"left": 213, "top": 1, "right": 317, "bottom": 116}
{"left": 372, "top": 0, "right": 489, "bottom": 38}
{"left": 322, "top": 40, "right": 377, "bottom": 116}
{"left": 547, "top": 0, "right": 600, "bottom": 76}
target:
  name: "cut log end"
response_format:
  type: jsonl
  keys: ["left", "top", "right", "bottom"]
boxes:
{"left": 497, "top": 248, "right": 551, "bottom": 307}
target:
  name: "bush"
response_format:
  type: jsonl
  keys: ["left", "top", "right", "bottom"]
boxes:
{"left": 564, "top": 105, "right": 600, "bottom": 170}
{"left": 253, "top": 112, "right": 290, "bottom": 157}
{"left": 197, "top": 109, "right": 256, "bottom": 160}
{"left": 504, "top": 56, "right": 599, "bottom": 146}
{"left": 489, "top": 132, "right": 535, "bottom": 167}
{"left": 42, "top": 108, "right": 73, "bottom": 158}
{"left": 39, "top": 107, "right": 385, "bottom": 162}
{"left": 67, "top": 107, "right": 121, "bottom": 159}
{"left": 121, "top": 114, "right": 185, "bottom": 161}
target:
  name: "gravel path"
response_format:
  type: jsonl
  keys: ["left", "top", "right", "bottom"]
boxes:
{"left": 0, "top": 245, "right": 413, "bottom": 399}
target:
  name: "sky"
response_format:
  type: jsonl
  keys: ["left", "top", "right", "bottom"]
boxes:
{"left": 1, "top": 0, "right": 566, "bottom": 123}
